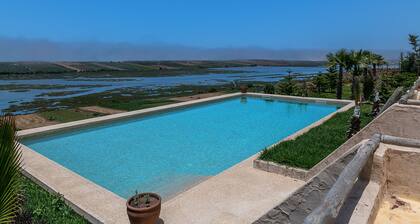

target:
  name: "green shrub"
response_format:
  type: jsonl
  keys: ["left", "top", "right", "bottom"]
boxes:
{"left": 379, "top": 72, "right": 417, "bottom": 102}
{"left": 16, "top": 177, "right": 87, "bottom": 224}
{"left": 0, "top": 116, "right": 22, "bottom": 223}
{"left": 263, "top": 84, "right": 275, "bottom": 94}
{"left": 259, "top": 104, "right": 373, "bottom": 169}
{"left": 276, "top": 76, "right": 296, "bottom": 95}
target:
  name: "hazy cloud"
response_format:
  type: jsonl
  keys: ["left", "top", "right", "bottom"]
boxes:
{"left": 0, "top": 37, "right": 403, "bottom": 62}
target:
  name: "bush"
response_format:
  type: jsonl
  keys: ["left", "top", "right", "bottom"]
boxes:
{"left": 0, "top": 116, "right": 22, "bottom": 223}
{"left": 313, "top": 75, "right": 329, "bottom": 94}
{"left": 263, "top": 84, "right": 275, "bottom": 94}
{"left": 276, "top": 76, "right": 296, "bottom": 95}
{"left": 15, "top": 177, "right": 87, "bottom": 224}
{"left": 259, "top": 104, "right": 373, "bottom": 169}
{"left": 379, "top": 72, "right": 417, "bottom": 102}
{"left": 363, "top": 72, "right": 374, "bottom": 101}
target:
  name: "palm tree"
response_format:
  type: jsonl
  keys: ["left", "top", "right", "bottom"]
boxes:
{"left": 348, "top": 50, "right": 361, "bottom": 101}
{"left": 408, "top": 34, "right": 420, "bottom": 75}
{"left": 326, "top": 66, "right": 337, "bottom": 92}
{"left": 347, "top": 49, "right": 375, "bottom": 102}
{"left": 0, "top": 115, "right": 22, "bottom": 223}
{"left": 361, "top": 51, "right": 376, "bottom": 100}
{"left": 326, "top": 49, "right": 349, "bottom": 99}
{"left": 409, "top": 34, "right": 419, "bottom": 54}
{"left": 371, "top": 53, "right": 386, "bottom": 79}
{"left": 370, "top": 53, "right": 386, "bottom": 98}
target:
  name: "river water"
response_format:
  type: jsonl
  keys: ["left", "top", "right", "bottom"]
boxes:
{"left": 0, "top": 66, "right": 326, "bottom": 113}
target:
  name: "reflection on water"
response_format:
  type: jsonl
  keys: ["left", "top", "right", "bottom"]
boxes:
{"left": 0, "top": 66, "right": 326, "bottom": 113}
{"left": 240, "top": 97, "right": 248, "bottom": 104}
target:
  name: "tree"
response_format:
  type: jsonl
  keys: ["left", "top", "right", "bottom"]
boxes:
{"left": 263, "top": 83, "right": 275, "bottom": 94}
{"left": 277, "top": 75, "right": 296, "bottom": 95}
{"left": 401, "top": 34, "right": 420, "bottom": 73}
{"left": 0, "top": 115, "right": 22, "bottom": 223}
{"left": 361, "top": 51, "right": 375, "bottom": 101}
{"left": 408, "top": 34, "right": 420, "bottom": 75}
{"left": 362, "top": 71, "right": 374, "bottom": 101}
{"left": 371, "top": 53, "right": 385, "bottom": 79}
{"left": 326, "top": 49, "right": 349, "bottom": 99}
{"left": 313, "top": 74, "right": 328, "bottom": 94}
{"left": 348, "top": 50, "right": 364, "bottom": 101}
{"left": 325, "top": 67, "right": 337, "bottom": 92}
{"left": 409, "top": 34, "right": 419, "bottom": 53}
{"left": 369, "top": 53, "right": 386, "bottom": 101}
{"left": 400, "top": 52, "right": 404, "bottom": 72}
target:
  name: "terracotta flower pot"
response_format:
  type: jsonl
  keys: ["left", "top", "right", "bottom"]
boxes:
{"left": 127, "top": 193, "right": 161, "bottom": 224}
{"left": 240, "top": 85, "right": 248, "bottom": 93}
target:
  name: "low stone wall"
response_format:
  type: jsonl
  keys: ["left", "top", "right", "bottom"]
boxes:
{"left": 253, "top": 143, "right": 362, "bottom": 224}
{"left": 253, "top": 160, "right": 308, "bottom": 180}
{"left": 341, "top": 142, "right": 420, "bottom": 224}
{"left": 386, "top": 147, "right": 420, "bottom": 200}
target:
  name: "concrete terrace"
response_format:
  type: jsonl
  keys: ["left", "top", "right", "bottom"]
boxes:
{"left": 160, "top": 154, "right": 303, "bottom": 224}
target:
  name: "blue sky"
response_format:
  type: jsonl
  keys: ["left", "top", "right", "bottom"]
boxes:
{"left": 0, "top": 0, "right": 419, "bottom": 60}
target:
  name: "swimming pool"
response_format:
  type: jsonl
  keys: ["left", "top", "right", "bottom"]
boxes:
{"left": 22, "top": 95, "right": 341, "bottom": 199}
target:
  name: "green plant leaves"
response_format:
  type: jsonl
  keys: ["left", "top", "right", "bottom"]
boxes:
{"left": 0, "top": 115, "right": 22, "bottom": 223}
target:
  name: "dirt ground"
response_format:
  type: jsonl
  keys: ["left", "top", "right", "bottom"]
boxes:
{"left": 78, "top": 106, "right": 126, "bottom": 115}
{"left": 15, "top": 114, "right": 58, "bottom": 130}
{"left": 170, "top": 92, "right": 226, "bottom": 102}
{"left": 374, "top": 195, "right": 420, "bottom": 224}
{"left": 15, "top": 106, "right": 126, "bottom": 130}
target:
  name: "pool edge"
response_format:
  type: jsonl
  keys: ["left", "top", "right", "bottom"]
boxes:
{"left": 18, "top": 92, "right": 353, "bottom": 223}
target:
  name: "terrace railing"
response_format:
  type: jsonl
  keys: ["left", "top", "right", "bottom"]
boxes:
{"left": 303, "top": 134, "right": 420, "bottom": 224}
{"left": 379, "top": 86, "right": 404, "bottom": 114}
{"left": 399, "top": 76, "right": 420, "bottom": 104}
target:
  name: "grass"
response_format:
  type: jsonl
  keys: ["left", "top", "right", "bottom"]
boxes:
{"left": 16, "top": 176, "right": 87, "bottom": 224}
{"left": 39, "top": 109, "right": 98, "bottom": 123}
{"left": 6, "top": 83, "right": 236, "bottom": 114}
{"left": 99, "top": 98, "right": 175, "bottom": 111}
{"left": 259, "top": 104, "right": 373, "bottom": 169}
{"left": 308, "top": 84, "right": 352, "bottom": 100}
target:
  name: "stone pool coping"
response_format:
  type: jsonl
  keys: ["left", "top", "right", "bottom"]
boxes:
{"left": 17, "top": 92, "right": 353, "bottom": 223}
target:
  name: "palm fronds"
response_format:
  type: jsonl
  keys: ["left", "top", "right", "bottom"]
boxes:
{"left": 0, "top": 115, "right": 22, "bottom": 223}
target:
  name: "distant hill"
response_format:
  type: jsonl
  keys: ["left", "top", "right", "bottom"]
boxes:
{"left": 0, "top": 37, "right": 404, "bottom": 62}
{"left": 0, "top": 60, "right": 325, "bottom": 75}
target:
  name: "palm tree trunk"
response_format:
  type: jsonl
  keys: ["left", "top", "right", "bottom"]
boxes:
{"left": 362, "top": 67, "right": 369, "bottom": 101}
{"left": 336, "top": 66, "right": 343, "bottom": 99}
{"left": 351, "top": 74, "right": 355, "bottom": 100}
{"left": 351, "top": 67, "right": 359, "bottom": 101}
{"left": 373, "top": 64, "right": 377, "bottom": 78}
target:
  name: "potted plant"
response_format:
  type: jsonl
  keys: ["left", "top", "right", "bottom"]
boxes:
{"left": 127, "top": 191, "right": 161, "bottom": 224}
{"left": 239, "top": 85, "right": 248, "bottom": 93}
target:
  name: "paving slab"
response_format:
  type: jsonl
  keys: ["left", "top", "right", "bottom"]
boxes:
{"left": 161, "top": 154, "right": 304, "bottom": 224}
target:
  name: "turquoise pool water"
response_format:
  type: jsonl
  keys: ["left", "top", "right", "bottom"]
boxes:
{"left": 23, "top": 96, "right": 340, "bottom": 199}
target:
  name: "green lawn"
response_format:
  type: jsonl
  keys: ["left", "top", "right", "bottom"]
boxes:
{"left": 98, "top": 98, "right": 175, "bottom": 111}
{"left": 37, "top": 99, "right": 176, "bottom": 123}
{"left": 15, "top": 176, "right": 87, "bottom": 224}
{"left": 259, "top": 104, "right": 373, "bottom": 169}
{"left": 39, "top": 109, "right": 98, "bottom": 123}
{"left": 308, "top": 83, "right": 352, "bottom": 100}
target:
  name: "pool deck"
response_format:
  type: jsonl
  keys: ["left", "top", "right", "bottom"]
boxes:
{"left": 17, "top": 92, "right": 353, "bottom": 223}
{"left": 160, "top": 154, "right": 303, "bottom": 224}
